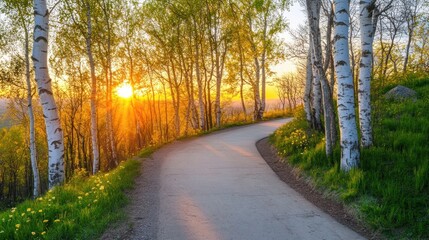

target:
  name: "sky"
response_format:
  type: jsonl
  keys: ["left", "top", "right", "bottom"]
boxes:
{"left": 267, "top": 2, "right": 306, "bottom": 99}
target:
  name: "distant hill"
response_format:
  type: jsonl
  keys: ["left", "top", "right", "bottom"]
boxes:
{"left": 0, "top": 99, "right": 7, "bottom": 114}
{"left": 0, "top": 99, "right": 12, "bottom": 128}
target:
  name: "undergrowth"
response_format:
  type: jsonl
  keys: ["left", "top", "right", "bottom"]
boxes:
{"left": 0, "top": 160, "right": 140, "bottom": 239}
{"left": 271, "top": 75, "right": 429, "bottom": 239}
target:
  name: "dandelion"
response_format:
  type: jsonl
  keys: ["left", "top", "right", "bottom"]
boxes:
{"left": 85, "top": 193, "right": 89, "bottom": 196}
{"left": 11, "top": 208, "right": 16, "bottom": 213}
{"left": 93, "top": 199, "right": 98, "bottom": 203}
{"left": 43, "top": 220, "right": 49, "bottom": 223}
{"left": 41, "top": 231, "right": 46, "bottom": 235}
{"left": 21, "top": 213, "right": 25, "bottom": 217}
{"left": 52, "top": 196, "right": 56, "bottom": 200}
{"left": 99, "top": 185, "right": 105, "bottom": 191}
{"left": 15, "top": 224, "right": 20, "bottom": 228}
{"left": 37, "top": 197, "right": 43, "bottom": 201}
{"left": 31, "top": 232, "right": 36, "bottom": 235}
{"left": 31, "top": 211, "right": 35, "bottom": 214}
{"left": 38, "top": 210, "right": 43, "bottom": 213}
{"left": 9, "top": 215, "right": 13, "bottom": 218}
{"left": 27, "top": 208, "right": 32, "bottom": 212}
{"left": 78, "top": 196, "right": 83, "bottom": 200}
{"left": 54, "top": 219, "right": 60, "bottom": 223}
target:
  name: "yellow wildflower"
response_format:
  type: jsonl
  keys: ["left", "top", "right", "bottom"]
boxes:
{"left": 15, "top": 224, "right": 20, "bottom": 228}
{"left": 27, "top": 208, "right": 31, "bottom": 212}
{"left": 21, "top": 213, "right": 25, "bottom": 217}
{"left": 54, "top": 219, "right": 60, "bottom": 223}
{"left": 31, "top": 232, "right": 36, "bottom": 235}
{"left": 38, "top": 210, "right": 43, "bottom": 213}
{"left": 43, "top": 220, "right": 49, "bottom": 223}
{"left": 78, "top": 196, "right": 83, "bottom": 200}
{"left": 99, "top": 186, "right": 105, "bottom": 191}
{"left": 41, "top": 231, "right": 46, "bottom": 235}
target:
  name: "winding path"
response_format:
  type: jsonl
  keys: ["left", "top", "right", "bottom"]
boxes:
{"left": 133, "top": 119, "right": 364, "bottom": 240}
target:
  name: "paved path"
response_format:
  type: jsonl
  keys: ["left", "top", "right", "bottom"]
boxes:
{"left": 153, "top": 119, "right": 364, "bottom": 240}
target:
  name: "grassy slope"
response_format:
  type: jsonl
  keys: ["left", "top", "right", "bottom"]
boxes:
{"left": 0, "top": 160, "right": 140, "bottom": 239}
{"left": 271, "top": 76, "right": 429, "bottom": 239}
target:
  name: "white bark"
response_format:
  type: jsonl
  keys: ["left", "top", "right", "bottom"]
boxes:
{"left": 85, "top": 1, "right": 100, "bottom": 174}
{"left": 310, "top": 43, "right": 322, "bottom": 130}
{"left": 194, "top": 18, "right": 205, "bottom": 130}
{"left": 307, "top": 0, "right": 336, "bottom": 156}
{"left": 333, "top": 0, "right": 360, "bottom": 171}
{"left": 304, "top": 48, "right": 313, "bottom": 124}
{"left": 358, "top": 0, "right": 374, "bottom": 148}
{"left": 32, "top": 0, "right": 65, "bottom": 188}
{"left": 25, "top": 26, "right": 40, "bottom": 197}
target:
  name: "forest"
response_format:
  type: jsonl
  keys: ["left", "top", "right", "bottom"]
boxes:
{"left": 0, "top": 0, "right": 428, "bottom": 232}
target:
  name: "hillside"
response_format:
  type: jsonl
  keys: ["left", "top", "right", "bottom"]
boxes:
{"left": 271, "top": 75, "right": 429, "bottom": 239}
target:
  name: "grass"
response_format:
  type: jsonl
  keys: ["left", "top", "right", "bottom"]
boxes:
{"left": 271, "top": 75, "right": 429, "bottom": 239}
{"left": 0, "top": 159, "right": 140, "bottom": 240}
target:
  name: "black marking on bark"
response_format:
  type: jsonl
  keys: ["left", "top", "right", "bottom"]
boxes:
{"left": 334, "top": 35, "right": 346, "bottom": 42}
{"left": 338, "top": 9, "right": 347, "bottom": 14}
{"left": 35, "top": 36, "right": 47, "bottom": 43}
{"left": 336, "top": 60, "right": 347, "bottom": 66}
{"left": 360, "top": 63, "right": 368, "bottom": 68}
{"left": 51, "top": 140, "right": 62, "bottom": 149}
{"left": 48, "top": 108, "right": 57, "bottom": 111}
{"left": 44, "top": 10, "right": 49, "bottom": 17}
{"left": 43, "top": 114, "right": 47, "bottom": 118}
{"left": 54, "top": 128, "right": 62, "bottom": 134}
{"left": 51, "top": 118, "right": 59, "bottom": 121}
{"left": 31, "top": 56, "right": 39, "bottom": 62}
{"left": 39, "top": 89, "right": 53, "bottom": 95}
{"left": 40, "top": 67, "right": 47, "bottom": 69}
{"left": 335, "top": 21, "right": 347, "bottom": 26}
{"left": 35, "top": 25, "right": 46, "bottom": 32}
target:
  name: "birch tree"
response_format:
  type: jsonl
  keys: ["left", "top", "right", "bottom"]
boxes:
{"left": 85, "top": 0, "right": 100, "bottom": 174}
{"left": 32, "top": 0, "right": 65, "bottom": 188}
{"left": 2, "top": 0, "right": 41, "bottom": 197}
{"left": 358, "top": 0, "right": 377, "bottom": 148}
{"left": 306, "top": 0, "right": 336, "bottom": 155}
{"left": 333, "top": 0, "right": 359, "bottom": 171}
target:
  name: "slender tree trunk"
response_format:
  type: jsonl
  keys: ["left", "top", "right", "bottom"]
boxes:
{"left": 194, "top": 19, "right": 205, "bottom": 130}
{"left": 85, "top": 1, "right": 100, "bottom": 174}
{"left": 333, "top": 0, "right": 360, "bottom": 171}
{"left": 304, "top": 48, "right": 313, "bottom": 124}
{"left": 32, "top": 0, "right": 65, "bottom": 188}
{"left": 24, "top": 22, "right": 40, "bottom": 197}
{"left": 358, "top": 0, "right": 375, "bottom": 148}
{"left": 306, "top": 0, "right": 336, "bottom": 155}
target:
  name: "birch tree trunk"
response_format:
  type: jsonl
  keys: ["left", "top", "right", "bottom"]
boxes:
{"left": 194, "top": 18, "right": 205, "bottom": 131}
{"left": 85, "top": 1, "right": 100, "bottom": 174}
{"left": 306, "top": 0, "right": 336, "bottom": 156}
{"left": 333, "top": 0, "right": 360, "bottom": 171}
{"left": 304, "top": 48, "right": 313, "bottom": 124}
{"left": 24, "top": 21, "right": 40, "bottom": 197}
{"left": 358, "top": 0, "right": 375, "bottom": 148}
{"left": 32, "top": 0, "right": 65, "bottom": 188}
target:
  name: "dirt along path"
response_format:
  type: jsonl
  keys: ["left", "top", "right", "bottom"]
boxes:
{"left": 102, "top": 119, "right": 365, "bottom": 240}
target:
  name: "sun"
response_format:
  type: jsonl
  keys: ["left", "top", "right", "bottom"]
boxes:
{"left": 116, "top": 82, "right": 133, "bottom": 99}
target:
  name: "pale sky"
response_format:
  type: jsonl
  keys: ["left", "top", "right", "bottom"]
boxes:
{"left": 267, "top": 2, "right": 306, "bottom": 99}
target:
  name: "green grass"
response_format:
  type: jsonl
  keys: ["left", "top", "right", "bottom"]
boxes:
{"left": 0, "top": 159, "right": 140, "bottom": 240}
{"left": 271, "top": 75, "right": 429, "bottom": 239}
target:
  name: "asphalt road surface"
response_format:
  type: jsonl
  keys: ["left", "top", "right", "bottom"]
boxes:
{"left": 146, "top": 119, "right": 364, "bottom": 240}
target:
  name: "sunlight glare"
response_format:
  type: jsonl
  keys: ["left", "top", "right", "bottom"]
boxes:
{"left": 116, "top": 82, "right": 133, "bottom": 99}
